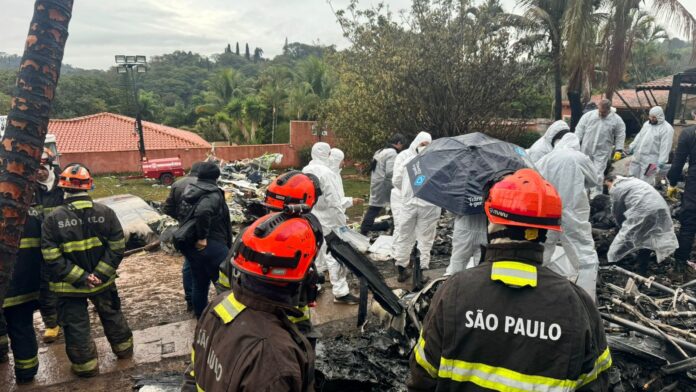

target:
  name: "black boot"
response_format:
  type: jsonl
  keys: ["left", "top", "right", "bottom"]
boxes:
{"left": 397, "top": 266, "right": 411, "bottom": 283}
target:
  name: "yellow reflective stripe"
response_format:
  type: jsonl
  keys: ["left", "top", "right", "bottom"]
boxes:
{"left": 2, "top": 292, "right": 40, "bottom": 308}
{"left": 491, "top": 261, "right": 537, "bottom": 288}
{"left": 19, "top": 237, "right": 41, "bottom": 249}
{"left": 576, "top": 348, "right": 612, "bottom": 387}
{"left": 190, "top": 349, "right": 196, "bottom": 377}
{"left": 43, "top": 206, "right": 58, "bottom": 214}
{"left": 113, "top": 337, "right": 133, "bottom": 353}
{"left": 439, "top": 358, "right": 577, "bottom": 391}
{"left": 197, "top": 384, "right": 205, "bottom": 392}
{"left": 71, "top": 358, "right": 98, "bottom": 373}
{"left": 15, "top": 356, "right": 39, "bottom": 369}
{"left": 61, "top": 237, "right": 103, "bottom": 253}
{"left": 213, "top": 292, "right": 247, "bottom": 324}
{"left": 95, "top": 261, "right": 116, "bottom": 277}
{"left": 64, "top": 265, "right": 85, "bottom": 284}
{"left": 42, "top": 247, "right": 62, "bottom": 261}
{"left": 415, "top": 333, "right": 438, "bottom": 378}
{"left": 50, "top": 275, "right": 116, "bottom": 294}
{"left": 70, "top": 200, "right": 93, "bottom": 210}
{"left": 218, "top": 271, "right": 230, "bottom": 289}
{"left": 287, "top": 305, "right": 311, "bottom": 324}
{"left": 108, "top": 238, "right": 125, "bottom": 251}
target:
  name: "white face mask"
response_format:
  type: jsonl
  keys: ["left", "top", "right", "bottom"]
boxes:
{"left": 38, "top": 165, "right": 55, "bottom": 191}
{"left": 417, "top": 145, "right": 427, "bottom": 154}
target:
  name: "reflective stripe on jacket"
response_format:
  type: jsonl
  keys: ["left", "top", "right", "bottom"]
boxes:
{"left": 408, "top": 242, "right": 611, "bottom": 391}
{"left": 41, "top": 196, "right": 125, "bottom": 297}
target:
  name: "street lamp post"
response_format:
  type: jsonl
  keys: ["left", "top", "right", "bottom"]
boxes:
{"left": 115, "top": 55, "right": 148, "bottom": 161}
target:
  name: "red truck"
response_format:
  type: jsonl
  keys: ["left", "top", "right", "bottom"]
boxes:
{"left": 141, "top": 157, "right": 185, "bottom": 185}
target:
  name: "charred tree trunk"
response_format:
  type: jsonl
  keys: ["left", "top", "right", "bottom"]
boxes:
{"left": 0, "top": 0, "right": 73, "bottom": 305}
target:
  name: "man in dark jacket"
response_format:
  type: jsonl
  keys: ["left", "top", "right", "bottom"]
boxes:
{"left": 183, "top": 211, "right": 319, "bottom": 392}
{"left": 409, "top": 169, "right": 610, "bottom": 391}
{"left": 163, "top": 161, "right": 203, "bottom": 311}
{"left": 668, "top": 125, "right": 696, "bottom": 271}
{"left": 360, "top": 133, "right": 405, "bottom": 235}
{"left": 181, "top": 162, "right": 231, "bottom": 317}
{"left": 41, "top": 164, "right": 132, "bottom": 377}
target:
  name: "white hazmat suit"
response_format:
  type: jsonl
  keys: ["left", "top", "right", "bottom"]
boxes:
{"left": 576, "top": 109, "right": 626, "bottom": 196}
{"left": 537, "top": 133, "right": 601, "bottom": 300}
{"left": 608, "top": 176, "right": 678, "bottom": 264}
{"left": 303, "top": 143, "right": 350, "bottom": 298}
{"left": 526, "top": 120, "right": 571, "bottom": 163}
{"left": 444, "top": 214, "right": 488, "bottom": 275}
{"left": 329, "top": 148, "right": 353, "bottom": 211}
{"left": 392, "top": 132, "right": 441, "bottom": 269}
{"left": 628, "top": 106, "right": 674, "bottom": 185}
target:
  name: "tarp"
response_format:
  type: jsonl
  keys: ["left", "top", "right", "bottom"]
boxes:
{"left": 406, "top": 132, "right": 534, "bottom": 215}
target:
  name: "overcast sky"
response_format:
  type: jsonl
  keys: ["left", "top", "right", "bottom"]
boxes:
{"left": 0, "top": 0, "right": 693, "bottom": 70}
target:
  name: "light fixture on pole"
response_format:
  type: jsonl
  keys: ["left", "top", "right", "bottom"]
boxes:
{"left": 114, "top": 55, "right": 148, "bottom": 161}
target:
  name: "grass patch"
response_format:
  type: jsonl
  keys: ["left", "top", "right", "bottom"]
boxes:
{"left": 341, "top": 167, "right": 371, "bottom": 223}
{"left": 92, "top": 175, "right": 171, "bottom": 202}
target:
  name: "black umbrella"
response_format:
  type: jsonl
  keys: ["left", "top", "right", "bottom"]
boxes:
{"left": 406, "top": 132, "right": 534, "bottom": 215}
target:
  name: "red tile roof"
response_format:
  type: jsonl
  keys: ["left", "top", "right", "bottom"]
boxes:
{"left": 636, "top": 76, "right": 674, "bottom": 90}
{"left": 48, "top": 112, "right": 211, "bottom": 153}
{"left": 591, "top": 89, "right": 669, "bottom": 110}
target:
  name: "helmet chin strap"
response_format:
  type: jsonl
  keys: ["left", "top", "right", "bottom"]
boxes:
{"left": 38, "top": 165, "right": 55, "bottom": 191}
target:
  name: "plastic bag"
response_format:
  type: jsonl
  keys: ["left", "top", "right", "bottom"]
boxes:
{"left": 334, "top": 226, "right": 371, "bottom": 253}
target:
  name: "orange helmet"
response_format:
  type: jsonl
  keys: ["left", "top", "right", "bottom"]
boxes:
{"left": 232, "top": 212, "right": 323, "bottom": 282}
{"left": 485, "top": 168, "right": 562, "bottom": 232}
{"left": 58, "top": 164, "right": 93, "bottom": 191}
{"left": 264, "top": 171, "right": 321, "bottom": 211}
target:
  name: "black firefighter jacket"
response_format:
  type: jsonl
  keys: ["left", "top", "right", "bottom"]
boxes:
{"left": 3, "top": 185, "right": 64, "bottom": 308}
{"left": 668, "top": 125, "right": 696, "bottom": 210}
{"left": 163, "top": 174, "right": 197, "bottom": 222}
{"left": 182, "top": 282, "right": 315, "bottom": 392}
{"left": 409, "top": 242, "right": 611, "bottom": 392}
{"left": 41, "top": 195, "right": 125, "bottom": 297}
{"left": 183, "top": 180, "right": 231, "bottom": 248}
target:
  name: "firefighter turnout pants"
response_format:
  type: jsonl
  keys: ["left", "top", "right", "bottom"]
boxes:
{"left": 40, "top": 267, "right": 59, "bottom": 328}
{"left": 58, "top": 286, "right": 133, "bottom": 376}
{"left": 3, "top": 302, "right": 40, "bottom": 380}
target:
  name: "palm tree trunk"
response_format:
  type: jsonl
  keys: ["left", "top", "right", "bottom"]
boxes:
{"left": 567, "top": 70, "right": 584, "bottom": 130}
{"left": 0, "top": 0, "right": 73, "bottom": 304}
{"left": 605, "top": 0, "right": 635, "bottom": 100}
{"left": 552, "top": 40, "right": 563, "bottom": 120}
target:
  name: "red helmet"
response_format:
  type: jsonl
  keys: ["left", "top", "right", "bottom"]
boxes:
{"left": 232, "top": 212, "right": 323, "bottom": 282}
{"left": 485, "top": 168, "right": 562, "bottom": 232}
{"left": 264, "top": 171, "right": 321, "bottom": 211}
{"left": 58, "top": 164, "right": 93, "bottom": 191}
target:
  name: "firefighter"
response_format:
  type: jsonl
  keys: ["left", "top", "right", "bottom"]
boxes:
{"left": 37, "top": 149, "right": 65, "bottom": 343}
{"left": 408, "top": 168, "right": 611, "bottom": 391}
{"left": 217, "top": 171, "right": 322, "bottom": 340}
{"left": 0, "top": 155, "right": 60, "bottom": 383}
{"left": 184, "top": 211, "right": 321, "bottom": 391}
{"left": 41, "top": 164, "right": 132, "bottom": 377}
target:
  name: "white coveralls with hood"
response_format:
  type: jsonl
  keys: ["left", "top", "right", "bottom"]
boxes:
{"left": 526, "top": 120, "right": 571, "bottom": 163}
{"left": 537, "top": 133, "right": 601, "bottom": 300}
{"left": 575, "top": 109, "right": 626, "bottom": 196}
{"left": 608, "top": 176, "right": 678, "bottom": 264}
{"left": 628, "top": 106, "right": 674, "bottom": 185}
{"left": 392, "top": 132, "right": 442, "bottom": 269}
{"left": 329, "top": 148, "right": 353, "bottom": 211}
{"left": 302, "top": 143, "right": 350, "bottom": 298}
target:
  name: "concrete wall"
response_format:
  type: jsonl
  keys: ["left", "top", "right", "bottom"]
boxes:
{"left": 61, "top": 121, "right": 330, "bottom": 174}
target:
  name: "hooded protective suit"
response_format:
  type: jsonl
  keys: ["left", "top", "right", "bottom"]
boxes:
{"left": 576, "top": 109, "right": 626, "bottom": 195}
{"left": 526, "top": 120, "right": 570, "bottom": 163}
{"left": 391, "top": 133, "right": 431, "bottom": 232}
{"left": 392, "top": 133, "right": 441, "bottom": 269}
{"left": 303, "top": 143, "right": 350, "bottom": 297}
{"left": 628, "top": 106, "right": 674, "bottom": 185}
{"left": 368, "top": 145, "right": 399, "bottom": 208}
{"left": 329, "top": 148, "right": 353, "bottom": 211}
{"left": 444, "top": 214, "right": 487, "bottom": 275}
{"left": 537, "top": 133, "right": 601, "bottom": 300}
{"left": 608, "top": 176, "right": 678, "bottom": 264}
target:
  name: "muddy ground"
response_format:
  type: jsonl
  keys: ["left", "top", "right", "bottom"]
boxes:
{"left": 32, "top": 250, "right": 193, "bottom": 348}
